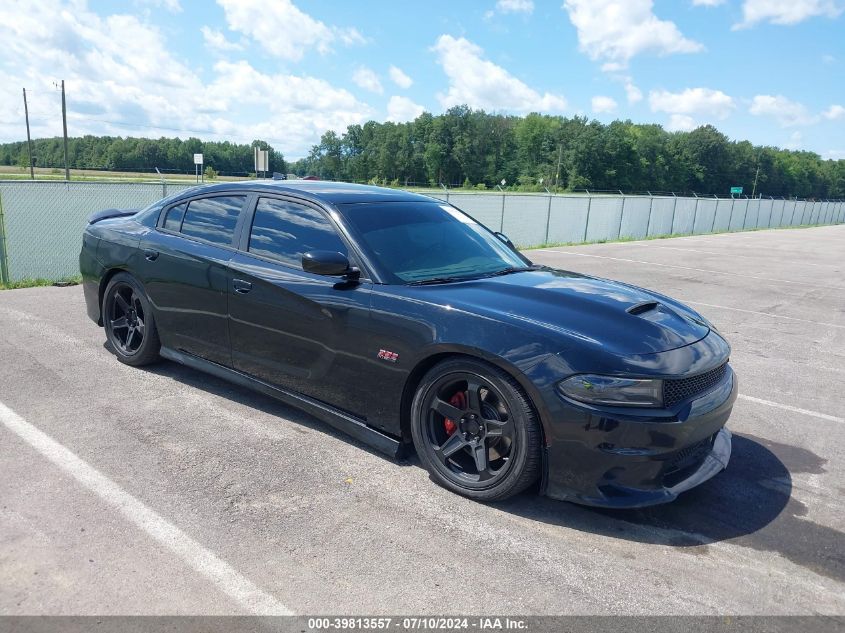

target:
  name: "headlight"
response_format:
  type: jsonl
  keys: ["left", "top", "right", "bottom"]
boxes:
{"left": 557, "top": 375, "right": 663, "bottom": 407}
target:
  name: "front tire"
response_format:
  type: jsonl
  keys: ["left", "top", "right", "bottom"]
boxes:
{"left": 411, "top": 358, "right": 542, "bottom": 501}
{"left": 103, "top": 272, "right": 160, "bottom": 366}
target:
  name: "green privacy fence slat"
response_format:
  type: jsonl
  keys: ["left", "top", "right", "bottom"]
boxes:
{"left": 0, "top": 181, "right": 842, "bottom": 283}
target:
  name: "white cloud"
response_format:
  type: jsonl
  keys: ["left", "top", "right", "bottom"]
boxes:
{"left": 562, "top": 0, "right": 703, "bottom": 71}
{"left": 749, "top": 95, "right": 816, "bottom": 126}
{"left": 352, "top": 66, "right": 383, "bottom": 94}
{"left": 649, "top": 88, "right": 735, "bottom": 119}
{"left": 591, "top": 96, "right": 618, "bottom": 113}
{"left": 201, "top": 26, "right": 243, "bottom": 53}
{"left": 432, "top": 35, "right": 567, "bottom": 112}
{"left": 785, "top": 131, "right": 803, "bottom": 149}
{"left": 0, "top": 0, "right": 371, "bottom": 158}
{"left": 386, "top": 96, "right": 425, "bottom": 122}
{"left": 137, "top": 0, "right": 182, "bottom": 12}
{"left": 667, "top": 114, "right": 697, "bottom": 132}
{"left": 692, "top": 0, "right": 725, "bottom": 6}
{"left": 388, "top": 65, "right": 413, "bottom": 89}
{"left": 624, "top": 78, "right": 643, "bottom": 104}
{"left": 494, "top": 0, "right": 534, "bottom": 14}
{"left": 823, "top": 104, "right": 845, "bottom": 120}
{"left": 734, "top": 0, "right": 844, "bottom": 28}
{"left": 217, "top": 0, "right": 364, "bottom": 61}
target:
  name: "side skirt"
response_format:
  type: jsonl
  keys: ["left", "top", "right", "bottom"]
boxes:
{"left": 160, "top": 347, "right": 404, "bottom": 459}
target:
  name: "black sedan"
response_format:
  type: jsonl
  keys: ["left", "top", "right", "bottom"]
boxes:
{"left": 80, "top": 181, "right": 736, "bottom": 508}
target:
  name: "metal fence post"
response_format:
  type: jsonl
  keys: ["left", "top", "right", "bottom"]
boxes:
{"left": 669, "top": 193, "right": 678, "bottom": 233}
{"left": 691, "top": 196, "right": 700, "bottom": 234}
{"left": 544, "top": 193, "right": 552, "bottom": 244}
{"left": 741, "top": 198, "right": 751, "bottom": 229}
{"left": 0, "top": 187, "right": 10, "bottom": 285}
{"left": 616, "top": 195, "right": 625, "bottom": 239}
{"left": 582, "top": 194, "right": 592, "bottom": 243}
{"left": 644, "top": 194, "right": 654, "bottom": 237}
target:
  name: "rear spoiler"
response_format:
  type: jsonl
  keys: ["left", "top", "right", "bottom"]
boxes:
{"left": 87, "top": 208, "right": 141, "bottom": 224}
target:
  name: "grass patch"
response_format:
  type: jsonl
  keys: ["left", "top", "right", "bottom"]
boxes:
{"left": 0, "top": 275, "right": 81, "bottom": 290}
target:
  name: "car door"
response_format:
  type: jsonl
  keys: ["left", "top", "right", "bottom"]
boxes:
{"left": 227, "top": 195, "right": 374, "bottom": 418}
{"left": 138, "top": 193, "right": 249, "bottom": 367}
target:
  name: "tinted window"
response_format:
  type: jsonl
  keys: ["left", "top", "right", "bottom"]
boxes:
{"left": 339, "top": 201, "right": 526, "bottom": 283}
{"left": 163, "top": 203, "right": 187, "bottom": 231}
{"left": 248, "top": 198, "right": 347, "bottom": 268}
{"left": 180, "top": 196, "right": 244, "bottom": 246}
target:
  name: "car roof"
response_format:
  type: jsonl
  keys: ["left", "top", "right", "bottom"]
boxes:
{"left": 171, "top": 180, "right": 438, "bottom": 206}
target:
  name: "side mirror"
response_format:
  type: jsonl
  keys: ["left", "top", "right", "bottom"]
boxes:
{"left": 302, "top": 250, "right": 360, "bottom": 280}
{"left": 494, "top": 231, "right": 515, "bottom": 249}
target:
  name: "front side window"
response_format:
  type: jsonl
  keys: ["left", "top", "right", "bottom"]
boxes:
{"left": 180, "top": 196, "right": 245, "bottom": 246}
{"left": 248, "top": 198, "right": 348, "bottom": 269}
{"left": 338, "top": 201, "right": 527, "bottom": 283}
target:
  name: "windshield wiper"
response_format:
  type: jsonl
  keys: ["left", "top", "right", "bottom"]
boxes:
{"left": 407, "top": 276, "right": 473, "bottom": 286}
{"left": 480, "top": 265, "right": 542, "bottom": 278}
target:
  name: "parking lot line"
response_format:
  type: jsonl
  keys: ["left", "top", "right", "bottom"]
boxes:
{"left": 679, "top": 300, "right": 845, "bottom": 330}
{"left": 737, "top": 394, "right": 844, "bottom": 424}
{"left": 628, "top": 243, "right": 837, "bottom": 268}
{"left": 537, "top": 250, "right": 845, "bottom": 291}
{"left": 0, "top": 399, "right": 293, "bottom": 616}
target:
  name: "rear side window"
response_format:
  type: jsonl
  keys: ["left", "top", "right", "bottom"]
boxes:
{"left": 163, "top": 203, "right": 187, "bottom": 231}
{"left": 180, "top": 196, "right": 245, "bottom": 246}
{"left": 248, "top": 198, "right": 347, "bottom": 268}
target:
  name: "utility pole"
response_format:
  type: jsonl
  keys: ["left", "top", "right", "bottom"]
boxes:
{"left": 60, "top": 80, "right": 69, "bottom": 181}
{"left": 751, "top": 165, "right": 760, "bottom": 198}
{"left": 22, "top": 88, "right": 34, "bottom": 179}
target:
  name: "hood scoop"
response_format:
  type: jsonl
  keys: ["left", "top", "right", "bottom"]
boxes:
{"left": 626, "top": 300, "right": 660, "bottom": 316}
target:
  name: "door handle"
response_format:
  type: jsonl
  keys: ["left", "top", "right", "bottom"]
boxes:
{"left": 233, "top": 279, "right": 253, "bottom": 294}
{"left": 144, "top": 249, "right": 159, "bottom": 262}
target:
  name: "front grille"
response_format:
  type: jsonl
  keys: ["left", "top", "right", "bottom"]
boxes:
{"left": 663, "top": 363, "right": 728, "bottom": 408}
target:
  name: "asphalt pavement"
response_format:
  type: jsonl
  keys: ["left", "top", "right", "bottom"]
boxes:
{"left": 0, "top": 225, "right": 843, "bottom": 616}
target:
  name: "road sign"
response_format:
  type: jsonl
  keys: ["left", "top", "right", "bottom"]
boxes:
{"left": 730, "top": 186, "right": 743, "bottom": 195}
{"left": 194, "top": 153, "right": 203, "bottom": 165}
{"left": 254, "top": 148, "right": 269, "bottom": 174}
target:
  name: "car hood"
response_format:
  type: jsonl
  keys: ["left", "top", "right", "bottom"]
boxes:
{"left": 422, "top": 268, "right": 710, "bottom": 356}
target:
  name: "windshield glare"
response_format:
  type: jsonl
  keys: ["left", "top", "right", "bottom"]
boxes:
{"left": 340, "top": 201, "right": 528, "bottom": 284}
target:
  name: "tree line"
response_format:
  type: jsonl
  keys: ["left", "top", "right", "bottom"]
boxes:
{"left": 291, "top": 106, "right": 845, "bottom": 199}
{"left": 1, "top": 108, "right": 843, "bottom": 198}
{"left": 0, "top": 135, "right": 285, "bottom": 177}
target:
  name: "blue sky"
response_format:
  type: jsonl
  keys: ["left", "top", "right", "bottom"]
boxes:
{"left": 1, "top": 0, "right": 843, "bottom": 159}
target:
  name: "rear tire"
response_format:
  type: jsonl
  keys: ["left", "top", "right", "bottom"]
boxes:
{"left": 411, "top": 357, "right": 542, "bottom": 501}
{"left": 103, "top": 272, "right": 160, "bottom": 367}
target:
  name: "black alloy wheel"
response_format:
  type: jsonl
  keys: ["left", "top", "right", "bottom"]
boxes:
{"left": 411, "top": 358, "right": 542, "bottom": 501}
{"left": 103, "top": 272, "right": 161, "bottom": 366}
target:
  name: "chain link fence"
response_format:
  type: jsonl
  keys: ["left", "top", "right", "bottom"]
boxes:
{"left": 0, "top": 181, "right": 843, "bottom": 283}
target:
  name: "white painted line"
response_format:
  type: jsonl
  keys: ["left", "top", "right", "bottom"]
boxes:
{"left": 681, "top": 300, "right": 845, "bottom": 330}
{"left": 0, "top": 400, "right": 293, "bottom": 616}
{"left": 537, "top": 250, "right": 845, "bottom": 291}
{"left": 737, "top": 395, "right": 844, "bottom": 424}
{"left": 628, "top": 243, "right": 836, "bottom": 268}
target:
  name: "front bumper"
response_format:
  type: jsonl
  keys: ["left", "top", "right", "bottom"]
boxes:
{"left": 539, "top": 362, "right": 737, "bottom": 508}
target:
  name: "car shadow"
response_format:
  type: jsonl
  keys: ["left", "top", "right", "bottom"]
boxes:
{"left": 498, "top": 433, "right": 844, "bottom": 583}
{"left": 125, "top": 350, "right": 841, "bottom": 582}
{"left": 127, "top": 352, "right": 417, "bottom": 466}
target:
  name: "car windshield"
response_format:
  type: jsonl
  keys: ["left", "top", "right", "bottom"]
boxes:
{"left": 339, "top": 201, "right": 530, "bottom": 284}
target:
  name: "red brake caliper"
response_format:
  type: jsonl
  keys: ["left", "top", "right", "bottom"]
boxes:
{"left": 444, "top": 391, "right": 466, "bottom": 436}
